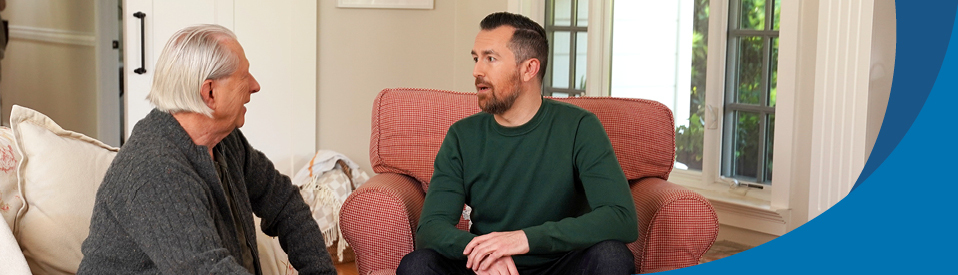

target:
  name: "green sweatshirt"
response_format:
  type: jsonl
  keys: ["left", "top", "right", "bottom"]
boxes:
{"left": 416, "top": 98, "right": 639, "bottom": 268}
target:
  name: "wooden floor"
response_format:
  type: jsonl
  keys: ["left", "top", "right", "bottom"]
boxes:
{"left": 334, "top": 260, "right": 359, "bottom": 275}
{"left": 699, "top": 240, "right": 754, "bottom": 263}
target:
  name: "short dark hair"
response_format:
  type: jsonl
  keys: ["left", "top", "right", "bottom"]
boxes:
{"left": 480, "top": 12, "right": 549, "bottom": 82}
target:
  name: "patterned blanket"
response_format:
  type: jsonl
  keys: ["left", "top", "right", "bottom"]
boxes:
{"left": 291, "top": 150, "right": 368, "bottom": 262}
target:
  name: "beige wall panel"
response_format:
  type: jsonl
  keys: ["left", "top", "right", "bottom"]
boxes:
{"left": 454, "top": 2, "right": 508, "bottom": 93}
{"left": 2, "top": 0, "right": 95, "bottom": 33}
{"left": 1, "top": 42, "right": 98, "bottom": 135}
{"left": 317, "top": 1, "right": 508, "bottom": 174}
{"left": 0, "top": 0, "right": 98, "bottom": 136}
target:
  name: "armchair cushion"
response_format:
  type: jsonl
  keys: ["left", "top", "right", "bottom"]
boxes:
{"left": 370, "top": 89, "right": 479, "bottom": 190}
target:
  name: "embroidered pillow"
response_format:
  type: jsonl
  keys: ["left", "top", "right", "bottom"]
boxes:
{"left": 0, "top": 126, "right": 21, "bottom": 232}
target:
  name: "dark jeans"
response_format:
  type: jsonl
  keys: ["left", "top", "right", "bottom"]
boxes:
{"left": 396, "top": 240, "right": 634, "bottom": 275}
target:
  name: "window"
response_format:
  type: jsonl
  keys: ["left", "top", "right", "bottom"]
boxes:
{"left": 544, "top": 0, "right": 779, "bottom": 188}
{"left": 543, "top": 0, "right": 590, "bottom": 97}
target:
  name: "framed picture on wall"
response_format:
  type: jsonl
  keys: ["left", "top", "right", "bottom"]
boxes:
{"left": 337, "top": 0, "right": 434, "bottom": 10}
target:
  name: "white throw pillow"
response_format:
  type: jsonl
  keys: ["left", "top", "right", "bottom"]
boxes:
{"left": 10, "top": 105, "right": 118, "bottom": 275}
{"left": 0, "top": 126, "right": 22, "bottom": 232}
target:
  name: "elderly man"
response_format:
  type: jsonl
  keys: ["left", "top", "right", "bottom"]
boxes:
{"left": 78, "top": 25, "right": 335, "bottom": 275}
{"left": 397, "top": 12, "right": 638, "bottom": 275}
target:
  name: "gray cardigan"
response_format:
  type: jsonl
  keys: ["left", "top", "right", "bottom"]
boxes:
{"left": 78, "top": 109, "right": 335, "bottom": 274}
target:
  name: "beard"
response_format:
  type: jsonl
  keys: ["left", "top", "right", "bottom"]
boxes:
{"left": 476, "top": 71, "right": 522, "bottom": 115}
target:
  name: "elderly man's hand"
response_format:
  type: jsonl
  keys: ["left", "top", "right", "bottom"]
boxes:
{"left": 463, "top": 230, "right": 529, "bottom": 272}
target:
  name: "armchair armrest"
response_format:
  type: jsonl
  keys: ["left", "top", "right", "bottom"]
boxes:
{"left": 340, "top": 173, "right": 425, "bottom": 275}
{"left": 629, "top": 177, "right": 719, "bottom": 273}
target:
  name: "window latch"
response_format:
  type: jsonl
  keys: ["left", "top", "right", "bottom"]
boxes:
{"left": 707, "top": 105, "right": 719, "bottom": 129}
{"left": 723, "top": 177, "right": 765, "bottom": 190}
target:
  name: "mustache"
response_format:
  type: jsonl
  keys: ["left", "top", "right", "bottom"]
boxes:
{"left": 475, "top": 77, "right": 492, "bottom": 87}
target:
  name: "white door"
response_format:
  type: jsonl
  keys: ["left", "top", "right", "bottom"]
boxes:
{"left": 123, "top": 0, "right": 317, "bottom": 175}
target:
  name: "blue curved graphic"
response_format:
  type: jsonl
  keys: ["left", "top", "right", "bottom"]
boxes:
{"left": 853, "top": 0, "right": 957, "bottom": 190}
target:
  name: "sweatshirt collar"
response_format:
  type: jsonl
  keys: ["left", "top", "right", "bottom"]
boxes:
{"left": 491, "top": 97, "right": 550, "bottom": 136}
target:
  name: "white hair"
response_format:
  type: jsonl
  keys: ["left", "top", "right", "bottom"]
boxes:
{"left": 147, "top": 24, "right": 238, "bottom": 117}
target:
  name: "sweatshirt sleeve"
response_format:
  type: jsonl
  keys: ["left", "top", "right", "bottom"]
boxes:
{"left": 522, "top": 114, "right": 638, "bottom": 253}
{"left": 237, "top": 132, "right": 337, "bottom": 275}
{"left": 415, "top": 127, "right": 478, "bottom": 260}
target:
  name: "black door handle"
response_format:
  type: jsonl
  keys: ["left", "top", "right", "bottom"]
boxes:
{"left": 133, "top": 12, "right": 147, "bottom": 75}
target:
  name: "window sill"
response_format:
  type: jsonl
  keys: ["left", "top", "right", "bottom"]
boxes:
{"left": 680, "top": 184, "right": 791, "bottom": 236}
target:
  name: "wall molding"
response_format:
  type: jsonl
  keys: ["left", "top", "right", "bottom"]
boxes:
{"left": 711, "top": 199, "right": 790, "bottom": 236}
{"left": 8, "top": 25, "right": 96, "bottom": 47}
{"left": 808, "top": 0, "right": 874, "bottom": 220}
{"left": 690, "top": 187, "right": 790, "bottom": 236}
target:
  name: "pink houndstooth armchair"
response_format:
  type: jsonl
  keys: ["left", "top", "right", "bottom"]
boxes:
{"left": 340, "top": 88, "right": 719, "bottom": 274}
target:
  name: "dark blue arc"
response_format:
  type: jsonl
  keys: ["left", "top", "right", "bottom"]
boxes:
{"left": 853, "top": 0, "right": 958, "bottom": 190}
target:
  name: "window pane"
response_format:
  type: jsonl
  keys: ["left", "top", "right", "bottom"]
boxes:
{"left": 575, "top": 32, "right": 588, "bottom": 89}
{"left": 555, "top": 0, "right": 573, "bottom": 26}
{"left": 765, "top": 114, "right": 775, "bottom": 182}
{"left": 773, "top": 0, "right": 781, "bottom": 30}
{"left": 732, "top": 111, "right": 760, "bottom": 180}
{"left": 736, "top": 36, "right": 763, "bottom": 105}
{"left": 551, "top": 92, "right": 571, "bottom": 97}
{"left": 724, "top": 0, "right": 777, "bottom": 184}
{"left": 675, "top": 0, "right": 710, "bottom": 171}
{"left": 609, "top": 0, "right": 707, "bottom": 171}
{"left": 552, "top": 31, "right": 571, "bottom": 89}
{"left": 739, "top": 0, "right": 766, "bottom": 30}
{"left": 769, "top": 37, "right": 778, "bottom": 107}
{"left": 577, "top": 0, "right": 589, "bottom": 27}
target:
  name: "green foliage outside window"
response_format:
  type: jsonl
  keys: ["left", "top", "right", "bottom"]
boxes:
{"left": 675, "top": 0, "right": 710, "bottom": 170}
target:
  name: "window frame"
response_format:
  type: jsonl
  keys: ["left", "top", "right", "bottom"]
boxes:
{"left": 543, "top": 0, "right": 589, "bottom": 97}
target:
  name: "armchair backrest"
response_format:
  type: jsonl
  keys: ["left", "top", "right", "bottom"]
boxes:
{"left": 369, "top": 88, "right": 676, "bottom": 191}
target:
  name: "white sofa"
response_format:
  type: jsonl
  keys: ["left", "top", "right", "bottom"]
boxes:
{"left": 0, "top": 106, "right": 298, "bottom": 275}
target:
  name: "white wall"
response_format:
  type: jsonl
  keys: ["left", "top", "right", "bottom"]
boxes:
{"left": 0, "top": 0, "right": 99, "bottom": 137}
{"left": 317, "top": 1, "right": 508, "bottom": 174}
